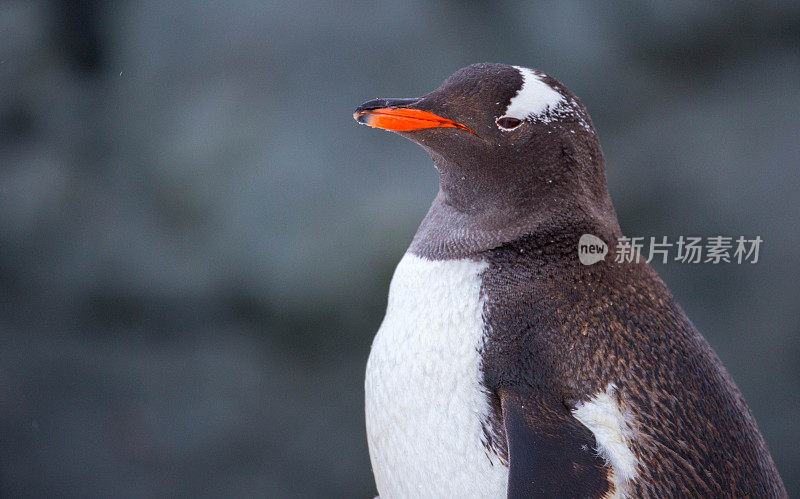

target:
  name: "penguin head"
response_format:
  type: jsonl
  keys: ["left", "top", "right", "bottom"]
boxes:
{"left": 355, "top": 63, "right": 616, "bottom": 233}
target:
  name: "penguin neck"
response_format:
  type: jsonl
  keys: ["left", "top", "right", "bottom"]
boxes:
{"left": 408, "top": 140, "right": 621, "bottom": 260}
{"left": 408, "top": 193, "right": 622, "bottom": 261}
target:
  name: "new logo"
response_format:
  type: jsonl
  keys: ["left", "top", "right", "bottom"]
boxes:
{"left": 578, "top": 234, "right": 608, "bottom": 265}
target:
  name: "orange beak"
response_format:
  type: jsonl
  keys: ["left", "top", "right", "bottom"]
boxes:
{"left": 354, "top": 102, "right": 474, "bottom": 134}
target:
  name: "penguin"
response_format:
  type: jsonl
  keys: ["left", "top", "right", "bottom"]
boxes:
{"left": 354, "top": 63, "right": 786, "bottom": 498}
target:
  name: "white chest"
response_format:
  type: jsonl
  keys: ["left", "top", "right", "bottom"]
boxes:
{"left": 365, "top": 253, "right": 508, "bottom": 498}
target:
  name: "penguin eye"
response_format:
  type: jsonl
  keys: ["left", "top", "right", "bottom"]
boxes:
{"left": 496, "top": 116, "right": 523, "bottom": 130}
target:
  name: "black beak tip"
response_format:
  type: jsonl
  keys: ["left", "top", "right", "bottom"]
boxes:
{"left": 354, "top": 97, "right": 422, "bottom": 115}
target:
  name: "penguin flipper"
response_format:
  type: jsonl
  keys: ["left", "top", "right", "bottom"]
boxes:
{"left": 500, "top": 389, "right": 613, "bottom": 499}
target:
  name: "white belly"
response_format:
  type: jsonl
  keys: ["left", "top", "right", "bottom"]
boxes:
{"left": 365, "top": 253, "right": 508, "bottom": 499}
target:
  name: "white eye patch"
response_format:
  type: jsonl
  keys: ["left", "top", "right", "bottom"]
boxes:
{"left": 501, "top": 66, "right": 563, "bottom": 121}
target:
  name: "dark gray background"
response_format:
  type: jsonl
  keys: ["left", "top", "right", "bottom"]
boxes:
{"left": 1, "top": 1, "right": 798, "bottom": 497}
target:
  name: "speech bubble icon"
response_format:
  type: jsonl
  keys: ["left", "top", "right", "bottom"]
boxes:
{"left": 578, "top": 234, "right": 608, "bottom": 265}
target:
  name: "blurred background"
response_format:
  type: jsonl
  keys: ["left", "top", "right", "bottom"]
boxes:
{"left": 1, "top": 1, "right": 798, "bottom": 497}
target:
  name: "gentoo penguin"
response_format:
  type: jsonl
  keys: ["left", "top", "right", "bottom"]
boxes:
{"left": 354, "top": 63, "right": 786, "bottom": 498}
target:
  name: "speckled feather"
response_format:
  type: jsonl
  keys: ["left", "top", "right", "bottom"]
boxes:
{"left": 479, "top": 222, "right": 786, "bottom": 497}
